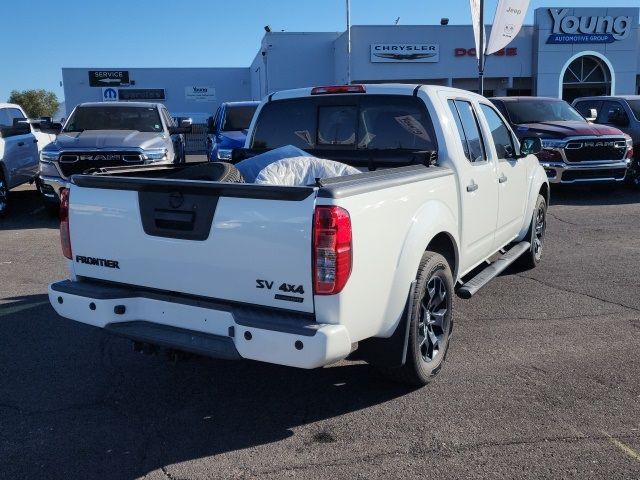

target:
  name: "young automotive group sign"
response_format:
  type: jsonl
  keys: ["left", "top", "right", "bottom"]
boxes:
{"left": 547, "top": 9, "right": 633, "bottom": 44}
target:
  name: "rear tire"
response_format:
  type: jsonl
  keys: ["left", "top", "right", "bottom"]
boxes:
{"left": 0, "top": 171, "right": 9, "bottom": 218}
{"left": 517, "top": 194, "right": 546, "bottom": 269}
{"left": 379, "top": 251, "right": 454, "bottom": 386}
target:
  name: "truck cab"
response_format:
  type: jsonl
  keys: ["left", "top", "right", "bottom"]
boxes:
{"left": 206, "top": 101, "right": 259, "bottom": 161}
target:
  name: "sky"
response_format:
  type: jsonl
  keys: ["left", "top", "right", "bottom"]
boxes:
{"left": 3, "top": 0, "right": 639, "bottom": 102}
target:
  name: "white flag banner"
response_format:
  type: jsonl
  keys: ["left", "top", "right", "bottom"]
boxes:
{"left": 486, "top": 0, "right": 530, "bottom": 55}
{"left": 469, "top": 0, "right": 486, "bottom": 61}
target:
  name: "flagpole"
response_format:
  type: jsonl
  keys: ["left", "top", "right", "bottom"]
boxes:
{"left": 478, "top": 0, "right": 484, "bottom": 95}
{"left": 346, "top": 0, "right": 352, "bottom": 85}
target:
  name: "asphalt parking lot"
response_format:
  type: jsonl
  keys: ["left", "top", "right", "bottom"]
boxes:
{"left": 1, "top": 181, "right": 639, "bottom": 480}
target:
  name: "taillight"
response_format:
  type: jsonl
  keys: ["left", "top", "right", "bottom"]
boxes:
{"left": 313, "top": 206, "right": 352, "bottom": 295}
{"left": 310, "top": 85, "right": 365, "bottom": 95}
{"left": 59, "top": 188, "right": 72, "bottom": 259}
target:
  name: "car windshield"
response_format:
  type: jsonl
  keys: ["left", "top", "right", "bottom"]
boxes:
{"left": 63, "top": 106, "right": 163, "bottom": 133}
{"left": 504, "top": 100, "right": 586, "bottom": 124}
{"left": 251, "top": 95, "right": 437, "bottom": 152}
{"left": 627, "top": 100, "right": 640, "bottom": 122}
{"left": 222, "top": 105, "right": 257, "bottom": 131}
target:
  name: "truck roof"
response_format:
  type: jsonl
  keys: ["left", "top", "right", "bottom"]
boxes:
{"left": 269, "top": 83, "right": 487, "bottom": 103}
{"left": 490, "top": 96, "right": 563, "bottom": 103}
{"left": 571, "top": 95, "right": 640, "bottom": 102}
{"left": 77, "top": 101, "right": 161, "bottom": 108}
{"left": 223, "top": 101, "right": 260, "bottom": 107}
{"left": 0, "top": 102, "right": 22, "bottom": 109}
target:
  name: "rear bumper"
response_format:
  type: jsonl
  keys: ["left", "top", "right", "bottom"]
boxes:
{"left": 540, "top": 160, "right": 629, "bottom": 184}
{"left": 48, "top": 280, "right": 352, "bottom": 369}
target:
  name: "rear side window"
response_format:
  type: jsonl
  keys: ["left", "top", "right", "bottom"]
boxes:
{"left": 251, "top": 95, "right": 436, "bottom": 151}
{"left": 448, "top": 99, "right": 486, "bottom": 163}
{"left": 480, "top": 104, "right": 516, "bottom": 160}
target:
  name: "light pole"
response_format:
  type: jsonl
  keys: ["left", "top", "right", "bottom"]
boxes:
{"left": 478, "top": 0, "right": 485, "bottom": 95}
{"left": 346, "top": 0, "right": 352, "bottom": 85}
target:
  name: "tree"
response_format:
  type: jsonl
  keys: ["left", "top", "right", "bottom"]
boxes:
{"left": 7, "top": 89, "right": 59, "bottom": 118}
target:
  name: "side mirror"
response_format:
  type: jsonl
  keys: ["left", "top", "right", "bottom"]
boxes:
{"left": 37, "top": 119, "right": 63, "bottom": 135}
{"left": 587, "top": 108, "right": 598, "bottom": 121}
{"left": 180, "top": 118, "right": 193, "bottom": 128}
{"left": 519, "top": 136, "right": 542, "bottom": 156}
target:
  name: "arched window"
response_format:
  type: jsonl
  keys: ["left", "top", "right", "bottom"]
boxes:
{"left": 562, "top": 55, "right": 612, "bottom": 102}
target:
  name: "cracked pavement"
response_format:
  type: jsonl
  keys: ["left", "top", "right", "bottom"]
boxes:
{"left": 1, "top": 183, "right": 639, "bottom": 479}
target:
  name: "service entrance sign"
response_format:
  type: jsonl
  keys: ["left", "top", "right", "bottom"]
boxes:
{"left": 89, "top": 70, "right": 130, "bottom": 87}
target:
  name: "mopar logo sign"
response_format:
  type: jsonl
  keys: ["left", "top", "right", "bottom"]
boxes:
{"left": 370, "top": 44, "right": 439, "bottom": 63}
{"left": 547, "top": 9, "right": 632, "bottom": 44}
{"left": 102, "top": 87, "right": 118, "bottom": 101}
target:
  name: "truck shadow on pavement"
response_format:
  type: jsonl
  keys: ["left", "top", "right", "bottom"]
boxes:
{"left": 550, "top": 184, "right": 639, "bottom": 206}
{"left": 0, "top": 295, "right": 415, "bottom": 480}
{"left": 0, "top": 186, "right": 59, "bottom": 231}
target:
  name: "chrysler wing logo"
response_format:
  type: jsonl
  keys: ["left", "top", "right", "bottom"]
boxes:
{"left": 373, "top": 52, "right": 437, "bottom": 61}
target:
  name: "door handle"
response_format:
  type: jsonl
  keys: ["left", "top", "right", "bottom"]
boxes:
{"left": 17, "top": 141, "right": 25, "bottom": 147}
{"left": 466, "top": 182, "right": 478, "bottom": 192}
{"left": 499, "top": 174, "right": 508, "bottom": 184}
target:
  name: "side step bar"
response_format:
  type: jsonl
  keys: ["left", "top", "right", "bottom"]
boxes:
{"left": 457, "top": 241, "right": 531, "bottom": 299}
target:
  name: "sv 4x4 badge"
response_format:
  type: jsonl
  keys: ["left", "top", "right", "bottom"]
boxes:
{"left": 256, "top": 279, "right": 304, "bottom": 295}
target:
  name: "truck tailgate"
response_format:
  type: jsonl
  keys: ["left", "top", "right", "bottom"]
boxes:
{"left": 68, "top": 177, "right": 317, "bottom": 313}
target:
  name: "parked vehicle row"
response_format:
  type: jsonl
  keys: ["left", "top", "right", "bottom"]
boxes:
{"left": 490, "top": 96, "right": 634, "bottom": 185}
{"left": 0, "top": 103, "right": 59, "bottom": 216}
{"left": 48, "top": 84, "right": 549, "bottom": 386}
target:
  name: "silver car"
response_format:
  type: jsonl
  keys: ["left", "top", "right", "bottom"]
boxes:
{"left": 39, "top": 102, "right": 192, "bottom": 209}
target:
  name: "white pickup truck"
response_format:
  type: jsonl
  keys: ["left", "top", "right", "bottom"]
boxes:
{"left": 49, "top": 84, "right": 549, "bottom": 386}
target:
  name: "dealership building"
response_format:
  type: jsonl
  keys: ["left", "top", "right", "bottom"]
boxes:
{"left": 61, "top": 7, "right": 640, "bottom": 119}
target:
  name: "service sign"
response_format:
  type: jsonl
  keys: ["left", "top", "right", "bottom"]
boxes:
{"left": 185, "top": 86, "right": 216, "bottom": 102}
{"left": 547, "top": 9, "right": 633, "bottom": 44}
{"left": 371, "top": 44, "right": 439, "bottom": 63}
{"left": 89, "top": 70, "right": 130, "bottom": 87}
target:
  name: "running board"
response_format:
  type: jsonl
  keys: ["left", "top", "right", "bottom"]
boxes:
{"left": 457, "top": 241, "right": 531, "bottom": 299}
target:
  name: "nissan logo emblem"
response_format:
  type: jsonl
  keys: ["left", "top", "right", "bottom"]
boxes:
{"left": 169, "top": 191, "right": 184, "bottom": 209}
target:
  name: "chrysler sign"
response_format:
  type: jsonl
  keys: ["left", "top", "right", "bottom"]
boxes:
{"left": 547, "top": 9, "right": 632, "bottom": 44}
{"left": 371, "top": 44, "right": 439, "bottom": 63}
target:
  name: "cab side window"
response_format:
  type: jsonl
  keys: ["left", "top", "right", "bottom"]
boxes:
{"left": 480, "top": 104, "right": 516, "bottom": 160}
{"left": 447, "top": 99, "right": 486, "bottom": 163}
{"left": 597, "top": 101, "right": 629, "bottom": 126}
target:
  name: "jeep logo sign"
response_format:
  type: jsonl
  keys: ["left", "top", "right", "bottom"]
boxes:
{"left": 547, "top": 8, "right": 632, "bottom": 44}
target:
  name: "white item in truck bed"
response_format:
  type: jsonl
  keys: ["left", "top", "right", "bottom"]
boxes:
{"left": 255, "top": 156, "right": 360, "bottom": 186}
